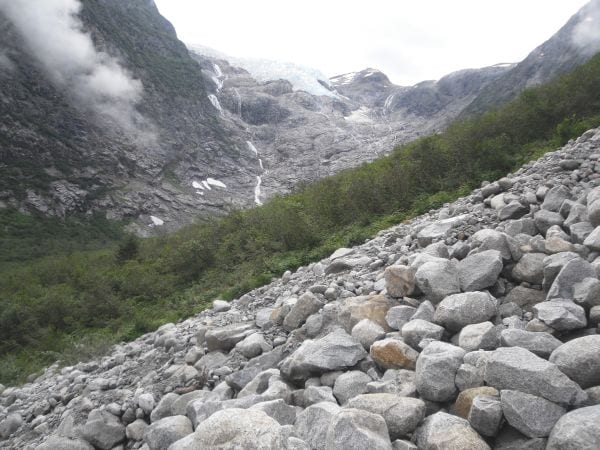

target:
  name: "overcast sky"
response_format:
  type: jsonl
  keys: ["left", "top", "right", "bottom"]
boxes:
{"left": 154, "top": 0, "right": 589, "bottom": 85}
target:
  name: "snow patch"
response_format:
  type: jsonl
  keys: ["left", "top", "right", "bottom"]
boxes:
{"left": 202, "top": 180, "right": 212, "bottom": 190}
{"left": 211, "top": 76, "right": 223, "bottom": 92}
{"left": 331, "top": 72, "right": 358, "bottom": 85}
{"left": 247, "top": 140, "right": 259, "bottom": 155}
{"left": 212, "top": 63, "right": 223, "bottom": 78}
{"left": 345, "top": 107, "right": 373, "bottom": 123}
{"left": 150, "top": 216, "right": 164, "bottom": 226}
{"left": 207, "top": 178, "right": 227, "bottom": 188}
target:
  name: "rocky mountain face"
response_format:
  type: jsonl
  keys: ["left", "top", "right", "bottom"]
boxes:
{"left": 3, "top": 127, "right": 600, "bottom": 449}
{"left": 464, "top": 0, "right": 600, "bottom": 115}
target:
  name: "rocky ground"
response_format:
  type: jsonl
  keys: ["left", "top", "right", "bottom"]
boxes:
{"left": 3, "top": 128, "right": 600, "bottom": 449}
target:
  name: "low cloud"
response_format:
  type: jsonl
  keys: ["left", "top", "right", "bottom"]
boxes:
{"left": 0, "top": 50, "right": 15, "bottom": 72}
{"left": 572, "top": 0, "right": 600, "bottom": 55}
{"left": 0, "top": 0, "right": 153, "bottom": 140}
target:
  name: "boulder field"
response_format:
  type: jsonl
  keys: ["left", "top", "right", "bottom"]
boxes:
{"left": 3, "top": 128, "right": 600, "bottom": 449}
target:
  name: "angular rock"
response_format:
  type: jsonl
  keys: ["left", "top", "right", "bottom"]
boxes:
{"left": 417, "top": 215, "right": 467, "bottom": 247}
{"left": 547, "top": 257, "right": 596, "bottom": 301}
{"left": 573, "top": 277, "right": 600, "bottom": 307}
{"left": 468, "top": 394, "right": 503, "bottom": 437}
{"left": 472, "top": 229, "right": 519, "bottom": 262}
{"left": 280, "top": 329, "right": 367, "bottom": 380}
{"left": 0, "top": 413, "right": 22, "bottom": 439}
{"left": 542, "top": 186, "right": 572, "bottom": 212}
{"left": 549, "top": 336, "right": 600, "bottom": 389}
{"left": 325, "top": 408, "right": 392, "bottom": 450}
{"left": 415, "top": 258, "right": 461, "bottom": 303}
{"left": 143, "top": 415, "right": 192, "bottom": 450}
{"left": 570, "top": 221, "right": 594, "bottom": 244}
{"left": 415, "top": 412, "right": 490, "bottom": 450}
{"left": 346, "top": 394, "right": 426, "bottom": 440}
{"left": 303, "top": 385, "right": 337, "bottom": 406}
{"left": 500, "top": 390, "right": 565, "bottom": 438}
{"left": 370, "top": 338, "right": 419, "bottom": 370}
{"left": 458, "top": 250, "right": 503, "bottom": 292}
{"left": 150, "top": 393, "right": 179, "bottom": 422}
{"left": 125, "top": 419, "right": 148, "bottom": 441}
{"left": 587, "top": 186, "right": 600, "bottom": 226}
{"left": 533, "top": 300, "right": 587, "bottom": 331}
{"left": 534, "top": 210, "right": 564, "bottom": 236}
{"left": 458, "top": 322, "right": 499, "bottom": 352}
{"left": 384, "top": 265, "right": 416, "bottom": 298}
{"left": 452, "top": 386, "right": 499, "bottom": 419}
{"left": 205, "top": 323, "right": 254, "bottom": 352}
{"left": 512, "top": 253, "right": 545, "bottom": 284}
{"left": 82, "top": 409, "right": 126, "bottom": 450}
{"left": 500, "top": 328, "right": 562, "bottom": 358}
{"left": 401, "top": 319, "right": 445, "bottom": 349}
{"left": 36, "top": 436, "right": 94, "bottom": 450}
{"left": 294, "top": 402, "right": 341, "bottom": 449}
{"left": 434, "top": 292, "right": 497, "bottom": 332}
{"left": 547, "top": 405, "right": 600, "bottom": 450}
{"left": 385, "top": 306, "right": 417, "bottom": 331}
{"left": 542, "top": 252, "right": 579, "bottom": 291}
{"left": 339, "top": 295, "right": 395, "bottom": 332}
{"left": 249, "top": 399, "right": 298, "bottom": 425}
{"left": 332, "top": 370, "right": 371, "bottom": 404}
{"left": 416, "top": 341, "right": 465, "bottom": 402}
{"left": 283, "top": 292, "right": 323, "bottom": 331}
{"left": 504, "top": 286, "right": 545, "bottom": 310}
{"left": 484, "top": 347, "right": 587, "bottom": 406}
{"left": 235, "top": 332, "right": 272, "bottom": 359}
{"left": 499, "top": 201, "right": 529, "bottom": 221}
{"left": 352, "top": 319, "right": 386, "bottom": 350}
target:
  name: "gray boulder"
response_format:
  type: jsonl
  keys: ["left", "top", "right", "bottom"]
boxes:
{"left": 415, "top": 412, "right": 490, "bottom": 450}
{"left": 205, "top": 323, "right": 254, "bottom": 352}
{"left": 324, "top": 408, "right": 392, "bottom": 450}
{"left": 434, "top": 292, "right": 497, "bottom": 332}
{"left": 81, "top": 409, "right": 125, "bottom": 450}
{"left": 144, "top": 415, "right": 192, "bottom": 450}
{"left": 534, "top": 210, "right": 564, "bottom": 236}
{"left": 498, "top": 201, "right": 529, "bottom": 221}
{"left": 415, "top": 259, "right": 461, "bottom": 303}
{"left": 547, "top": 257, "right": 596, "bottom": 301}
{"left": 587, "top": 186, "right": 600, "bottom": 226}
{"left": 549, "top": 336, "right": 600, "bottom": 389}
{"left": 0, "top": 413, "right": 22, "bottom": 439}
{"left": 249, "top": 399, "right": 298, "bottom": 425}
{"left": 500, "top": 390, "right": 565, "bottom": 438}
{"left": 332, "top": 370, "right": 371, "bottom": 404}
{"left": 283, "top": 292, "right": 323, "bottom": 331}
{"left": 385, "top": 305, "right": 417, "bottom": 331}
{"left": 235, "top": 332, "right": 272, "bottom": 358}
{"left": 542, "top": 252, "right": 579, "bottom": 291}
{"left": 279, "top": 329, "right": 367, "bottom": 380}
{"left": 36, "top": 436, "right": 94, "bottom": 450}
{"left": 352, "top": 319, "right": 386, "bottom": 349}
{"left": 458, "top": 250, "right": 503, "bottom": 292}
{"left": 499, "top": 329, "right": 562, "bottom": 358}
{"left": 583, "top": 225, "right": 600, "bottom": 250}
{"left": 533, "top": 300, "right": 587, "bottom": 331}
{"left": 150, "top": 393, "right": 179, "bottom": 422}
{"left": 570, "top": 221, "right": 594, "bottom": 244}
{"left": 346, "top": 394, "right": 426, "bottom": 440}
{"left": 401, "top": 319, "right": 445, "bottom": 349}
{"left": 547, "top": 405, "right": 600, "bottom": 449}
{"left": 468, "top": 394, "right": 503, "bottom": 437}
{"left": 542, "top": 186, "right": 572, "bottom": 212}
{"left": 416, "top": 341, "right": 466, "bottom": 402}
{"left": 458, "top": 322, "right": 500, "bottom": 352}
{"left": 303, "top": 385, "right": 337, "bottom": 406}
{"left": 573, "top": 277, "right": 600, "bottom": 308}
{"left": 294, "top": 402, "right": 341, "bottom": 449}
{"left": 484, "top": 347, "right": 587, "bottom": 406}
{"left": 512, "top": 253, "right": 545, "bottom": 284}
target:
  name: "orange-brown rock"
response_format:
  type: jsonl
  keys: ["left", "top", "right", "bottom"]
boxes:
{"left": 370, "top": 338, "right": 419, "bottom": 370}
{"left": 452, "top": 386, "right": 499, "bottom": 419}
{"left": 339, "top": 295, "right": 397, "bottom": 332}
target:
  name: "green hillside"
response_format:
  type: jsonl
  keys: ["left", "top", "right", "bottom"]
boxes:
{"left": 1, "top": 53, "right": 600, "bottom": 385}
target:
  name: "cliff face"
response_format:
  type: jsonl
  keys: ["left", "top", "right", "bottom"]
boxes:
{"left": 3, "top": 126, "right": 600, "bottom": 449}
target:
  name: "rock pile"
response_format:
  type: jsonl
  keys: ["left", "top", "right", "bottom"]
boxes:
{"left": 3, "top": 128, "right": 600, "bottom": 449}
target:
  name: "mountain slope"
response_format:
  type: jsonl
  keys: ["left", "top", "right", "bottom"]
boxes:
{"left": 464, "top": 0, "right": 600, "bottom": 114}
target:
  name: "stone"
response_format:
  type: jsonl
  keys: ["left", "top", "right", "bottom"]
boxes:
{"left": 324, "top": 408, "right": 392, "bottom": 450}
{"left": 294, "top": 402, "right": 341, "bottom": 449}
{"left": 332, "top": 370, "right": 371, "bottom": 404}
{"left": 458, "top": 322, "right": 499, "bottom": 351}
{"left": 570, "top": 221, "right": 594, "bottom": 243}
{"left": 370, "top": 338, "right": 419, "bottom": 370}
{"left": 458, "top": 250, "right": 503, "bottom": 292}
{"left": 339, "top": 295, "right": 395, "bottom": 332}
{"left": 499, "top": 201, "right": 529, "bottom": 221}
{"left": 235, "top": 333, "right": 272, "bottom": 358}
{"left": 303, "top": 385, "right": 337, "bottom": 406}
{"left": 137, "top": 393, "right": 155, "bottom": 415}
{"left": 283, "top": 292, "right": 323, "bottom": 331}
{"left": 401, "top": 319, "right": 445, "bottom": 349}
{"left": 171, "top": 391, "right": 212, "bottom": 416}
{"left": 468, "top": 394, "right": 503, "bottom": 437}
{"left": 504, "top": 286, "right": 545, "bottom": 310}
{"left": 472, "top": 229, "right": 519, "bottom": 262}
{"left": 533, "top": 300, "right": 587, "bottom": 331}
{"left": 411, "top": 300, "right": 435, "bottom": 322}
{"left": 547, "top": 257, "right": 596, "bottom": 301}
{"left": 249, "top": 399, "right": 298, "bottom": 425}
{"left": 366, "top": 369, "right": 417, "bottom": 397}
{"left": 82, "top": 409, "right": 126, "bottom": 450}
{"left": 150, "top": 393, "right": 179, "bottom": 422}
{"left": 195, "top": 351, "right": 228, "bottom": 373}
{"left": 434, "top": 292, "right": 497, "bottom": 332}
{"left": 212, "top": 299, "right": 231, "bottom": 312}
{"left": 500, "top": 328, "right": 562, "bottom": 358}
{"left": 36, "top": 436, "right": 94, "bottom": 450}
{"left": 547, "top": 405, "right": 600, "bottom": 450}
{"left": 346, "top": 394, "right": 426, "bottom": 440}
{"left": 181, "top": 408, "right": 284, "bottom": 450}
{"left": 455, "top": 363, "right": 484, "bottom": 391}
{"left": 0, "top": 413, "right": 22, "bottom": 439}
{"left": 352, "top": 319, "right": 386, "bottom": 349}
{"left": 542, "top": 252, "right": 579, "bottom": 291}
{"left": 384, "top": 265, "right": 416, "bottom": 298}
{"left": 280, "top": 329, "right": 367, "bottom": 380}
{"left": 573, "top": 277, "right": 600, "bottom": 307}
{"left": 415, "top": 259, "right": 461, "bottom": 303}
{"left": 549, "top": 336, "right": 600, "bottom": 389}
{"left": 125, "top": 419, "right": 148, "bottom": 441}
{"left": 385, "top": 306, "right": 417, "bottom": 331}
{"left": 392, "top": 440, "right": 418, "bottom": 450}
{"left": 587, "top": 186, "right": 600, "bottom": 226}
{"left": 205, "top": 323, "right": 254, "bottom": 352}
{"left": 143, "top": 416, "right": 192, "bottom": 450}
{"left": 534, "top": 210, "right": 564, "bottom": 236}
{"left": 542, "top": 185, "right": 572, "bottom": 212}
{"left": 416, "top": 341, "right": 465, "bottom": 402}
{"left": 583, "top": 225, "right": 600, "bottom": 250}
{"left": 512, "top": 253, "right": 545, "bottom": 284}
{"left": 415, "top": 412, "right": 490, "bottom": 450}
{"left": 484, "top": 347, "right": 587, "bottom": 406}
{"left": 452, "top": 386, "right": 499, "bottom": 419}
{"left": 505, "top": 218, "right": 537, "bottom": 236}
{"left": 500, "top": 390, "right": 565, "bottom": 438}
{"left": 417, "top": 215, "right": 468, "bottom": 247}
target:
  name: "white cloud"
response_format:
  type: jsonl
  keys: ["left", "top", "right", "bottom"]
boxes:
{"left": 572, "top": 0, "right": 600, "bottom": 55}
{"left": 0, "top": 0, "right": 151, "bottom": 137}
{"left": 156, "top": 0, "right": 589, "bottom": 85}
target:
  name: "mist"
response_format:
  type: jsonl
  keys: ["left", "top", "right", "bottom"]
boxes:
{"left": 0, "top": 50, "right": 14, "bottom": 72}
{"left": 572, "top": 0, "right": 600, "bottom": 55}
{"left": 0, "top": 0, "right": 152, "bottom": 139}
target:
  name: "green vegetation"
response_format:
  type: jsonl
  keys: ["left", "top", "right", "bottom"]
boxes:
{"left": 2, "top": 54, "right": 600, "bottom": 385}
